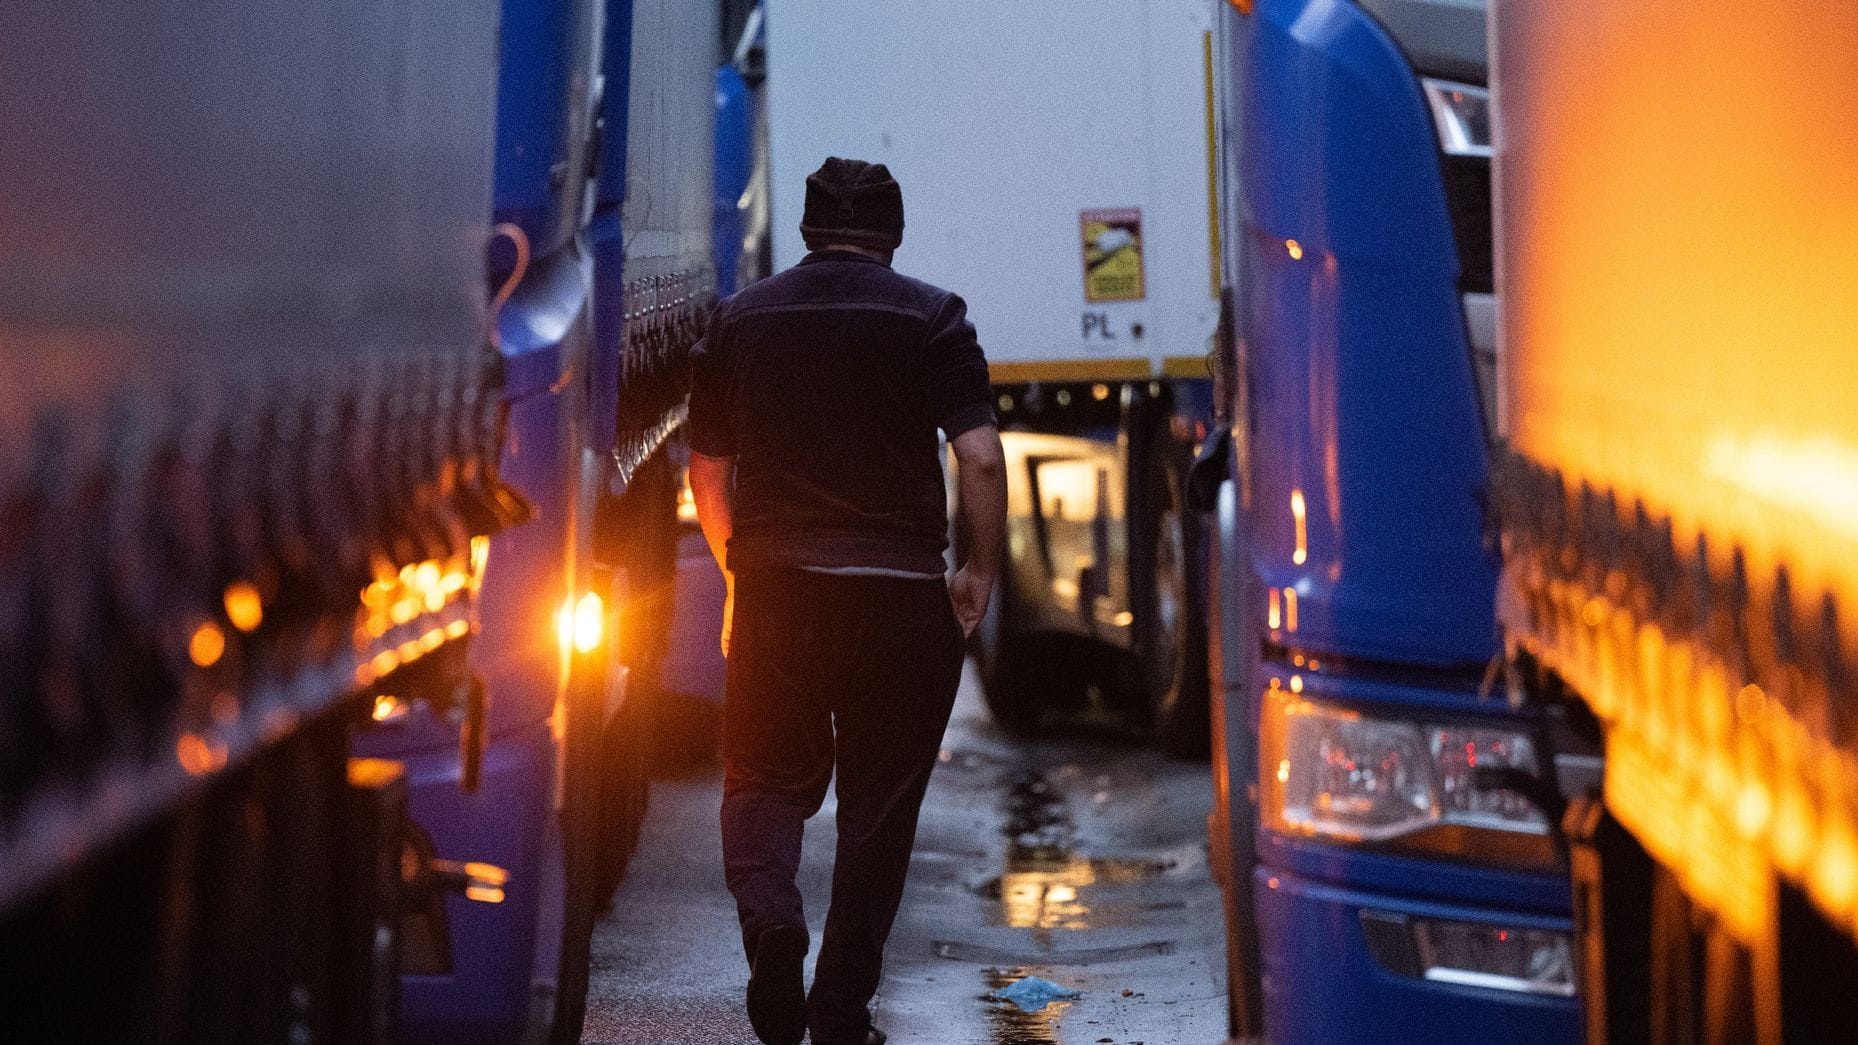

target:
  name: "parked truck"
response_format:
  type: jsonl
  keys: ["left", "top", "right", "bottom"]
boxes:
{"left": 1490, "top": 3, "right": 1858, "bottom": 1041}
{"left": 0, "top": 1, "right": 716, "bottom": 1041}
{"left": 1202, "top": 0, "right": 1581, "bottom": 1041}
{"left": 366, "top": 0, "right": 718, "bottom": 1040}
{"left": 763, "top": 0, "right": 1221, "bottom": 753}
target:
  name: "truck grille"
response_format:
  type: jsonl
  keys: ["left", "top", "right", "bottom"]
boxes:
{"left": 1442, "top": 155, "right": 1493, "bottom": 294}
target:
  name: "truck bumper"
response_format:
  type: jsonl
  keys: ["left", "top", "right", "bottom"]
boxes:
{"left": 1253, "top": 865, "right": 1580, "bottom": 1044}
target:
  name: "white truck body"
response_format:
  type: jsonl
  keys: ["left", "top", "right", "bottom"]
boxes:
{"left": 763, "top": 0, "right": 1219, "bottom": 381}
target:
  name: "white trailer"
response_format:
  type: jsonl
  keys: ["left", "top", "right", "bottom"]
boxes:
{"left": 763, "top": 0, "right": 1222, "bottom": 750}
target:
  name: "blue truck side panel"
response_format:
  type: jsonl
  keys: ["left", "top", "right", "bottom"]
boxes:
{"left": 377, "top": 0, "right": 610, "bottom": 1037}
{"left": 493, "top": 0, "right": 591, "bottom": 256}
{"left": 1240, "top": 0, "right": 1494, "bottom": 670}
{"left": 591, "top": 0, "right": 635, "bottom": 458}
{"left": 713, "top": 65, "right": 754, "bottom": 298}
{"left": 1222, "top": 2, "right": 1578, "bottom": 1041}
{"left": 396, "top": 719, "right": 560, "bottom": 1044}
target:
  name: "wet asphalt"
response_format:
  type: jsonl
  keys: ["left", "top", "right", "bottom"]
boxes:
{"left": 582, "top": 662, "right": 1233, "bottom": 1045}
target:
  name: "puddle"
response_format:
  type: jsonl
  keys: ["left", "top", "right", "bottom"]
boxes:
{"left": 977, "top": 850, "right": 1177, "bottom": 931}
{"left": 933, "top": 938, "right": 1176, "bottom": 965}
{"left": 990, "top": 770, "right": 1178, "bottom": 931}
{"left": 982, "top": 967, "right": 1069, "bottom": 1045}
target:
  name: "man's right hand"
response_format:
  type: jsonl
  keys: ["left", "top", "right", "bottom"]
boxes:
{"left": 721, "top": 572, "right": 735, "bottom": 657}
{"left": 948, "top": 565, "right": 993, "bottom": 638}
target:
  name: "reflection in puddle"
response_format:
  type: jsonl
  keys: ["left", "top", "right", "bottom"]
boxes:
{"left": 985, "top": 846, "right": 1173, "bottom": 931}
{"left": 983, "top": 968, "right": 1069, "bottom": 1045}
{"left": 991, "top": 769, "right": 1178, "bottom": 941}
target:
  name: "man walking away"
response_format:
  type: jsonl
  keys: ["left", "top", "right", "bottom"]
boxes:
{"left": 686, "top": 156, "right": 1007, "bottom": 1045}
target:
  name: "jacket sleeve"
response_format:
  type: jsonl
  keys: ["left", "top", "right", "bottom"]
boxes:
{"left": 686, "top": 303, "right": 739, "bottom": 458}
{"left": 917, "top": 292, "right": 996, "bottom": 438}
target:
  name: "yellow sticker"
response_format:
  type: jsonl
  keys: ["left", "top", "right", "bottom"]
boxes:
{"left": 1080, "top": 208, "right": 1146, "bottom": 303}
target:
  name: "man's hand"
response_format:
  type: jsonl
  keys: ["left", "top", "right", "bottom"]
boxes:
{"left": 948, "top": 564, "right": 993, "bottom": 638}
{"left": 721, "top": 572, "right": 735, "bottom": 657}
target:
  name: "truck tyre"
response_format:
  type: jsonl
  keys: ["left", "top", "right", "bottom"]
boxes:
{"left": 1128, "top": 443, "right": 1211, "bottom": 758}
{"left": 976, "top": 570, "right": 1045, "bottom": 737}
{"left": 545, "top": 638, "right": 608, "bottom": 1045}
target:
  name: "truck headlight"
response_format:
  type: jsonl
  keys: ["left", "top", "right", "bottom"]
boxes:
{"left": 1422, "top": 78, "right": 1492, "bottom": 158}
{"left": 1261, "top": 688, "right": 1547, "bottom": 844}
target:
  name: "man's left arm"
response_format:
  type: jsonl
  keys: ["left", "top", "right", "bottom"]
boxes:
{"left": 688, "top": 452, "right": 738, "bottom": 655}
{"left": 689, "top": 453, "right": 736, "bottom": 575}
{"left": 687, "top": 305, "right": 740, "bottom": 654}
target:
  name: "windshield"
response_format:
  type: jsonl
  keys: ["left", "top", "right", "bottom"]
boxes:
{"left": 1357, "top": 0, "right": 1488, "bottom": 84}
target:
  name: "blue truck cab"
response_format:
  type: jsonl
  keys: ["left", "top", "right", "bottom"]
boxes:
{"left": 1205, "top": 1, "right": 1581, "bottom": 1040}
{"left": 352, "top": 0, "right": 716, "bottom": 1040}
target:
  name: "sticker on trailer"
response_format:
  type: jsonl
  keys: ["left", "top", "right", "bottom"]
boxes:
{"left": 1080, "top": 208, "right": 1146, "bottom": 302}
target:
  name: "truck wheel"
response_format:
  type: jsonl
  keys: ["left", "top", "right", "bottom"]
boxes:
{"left": 976, "top": 571, "right": 1045, "bottom": 737}
{"left": 545, "top": 636, "right": 610, "bottom": 1045}
{"left": 1129, "top": 447, "right": 1211, "bottom": 758}
{"left": 594, "top": 690, "right": 651, "bottom": 906}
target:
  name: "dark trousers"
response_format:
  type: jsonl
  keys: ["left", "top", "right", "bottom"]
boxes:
{"left": 721, "top": 567, "right": 964, "bottom": 1045}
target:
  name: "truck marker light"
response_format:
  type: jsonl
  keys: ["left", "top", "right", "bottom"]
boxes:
{"left": 371, "top": 650, "right": 400, "bottom": 678}
{"left": 372, "top": 695, "right": 409, "bottom": 724}
{"left": 1813, "top": 818, "right": 1858, "bottom": 916}
{"left": 1284, "top": 588, "right": 1298, "bottom": 632}
{"left": 1773, "top": 783, "right": 1815, "bottom": 879}
{"left": 362, "top": 579, "right": 391, "bottom": 609}
{"left": 1289, "top": 674, "right": 1303, "bottom": 694}
{"left": 560, "top": 591, "right": 606, "bottom": 655}
{"left": 176, "top": 733, "right": 227, "bottom": 776}
{"left": 1285, "top": 239, "right": 1303, "bottom": 261}
{"left": 469, "top": 534, "right": 490, "bottom": 592}
{"left": 189, "top": 622, "right": 225, "bottom": 668}
{"left": 1091, "top": 383, "right": 1111, "bottom": 401}
{"left": 460, "top": 861, "right": 510, "bottom": 904}
{"left": 1736, "top": 683, "right": 1767, "bottom": 723}
{"left": 575, "top": 592, "right": 606, "bottom": 653}
{"left": 1290, "top": 489, "right": 1307, "bottom": 564}
{"left": 1267, "top": 587, "right": 1281, "bottom": 630}
{"left": 223, "top": 582, "right": 263, "bottom": 632}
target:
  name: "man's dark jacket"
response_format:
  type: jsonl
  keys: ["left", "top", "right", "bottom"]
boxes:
{"left": 687, "top": 249, "right": 994, "bottom": 576}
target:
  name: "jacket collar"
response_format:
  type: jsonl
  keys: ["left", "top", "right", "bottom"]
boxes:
{"left": 799, "top": 248, "right": 890, "bottom": 268}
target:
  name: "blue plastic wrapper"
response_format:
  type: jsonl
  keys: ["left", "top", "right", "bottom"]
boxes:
{"left": 994, "top": 976, "right": 1083, "bottom": 1012}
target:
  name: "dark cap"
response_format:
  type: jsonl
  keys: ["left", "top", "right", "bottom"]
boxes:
{"left": 800, "top": 157, "right": 904, "bottom": 252}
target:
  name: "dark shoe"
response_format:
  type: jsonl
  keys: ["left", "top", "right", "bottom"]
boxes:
{"left": 746, "top": 925, "right": 809, "bottom": 1045}
{"left": 810, "top": 1016, "right": 886, "bottom": 1045}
